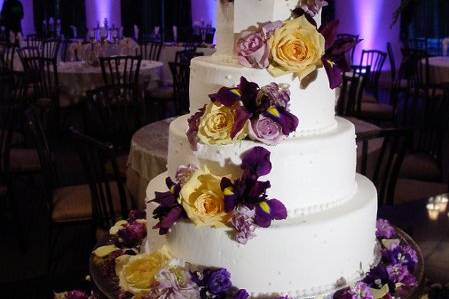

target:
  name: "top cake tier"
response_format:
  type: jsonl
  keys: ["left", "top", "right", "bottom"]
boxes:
{"left": 216, "top": 0, "right": 321, "bottom": 56}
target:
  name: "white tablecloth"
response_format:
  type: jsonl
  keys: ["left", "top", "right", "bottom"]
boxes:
{"left": 56, "top": 60, "right": 162, "bottom": 101}
{"left": 158, "top": 44, "right": 216, "bottom": 84}
{"left": 428, "top": 56, "right": 449, "bottom": 84}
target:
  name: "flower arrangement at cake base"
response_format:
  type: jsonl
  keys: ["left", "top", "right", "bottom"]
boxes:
{"left": 83, "top": 211, "right": 420, "bottom": 299}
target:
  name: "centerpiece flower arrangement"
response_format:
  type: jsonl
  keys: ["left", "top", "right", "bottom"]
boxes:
{"left": 187, "top": 77, "right": 299, "bottom": 149}
{"left": 234, "top": 0, "right": 359, "bottom": 89}
{"left": 150, "top": 146, "right": 287, "bottom": 245}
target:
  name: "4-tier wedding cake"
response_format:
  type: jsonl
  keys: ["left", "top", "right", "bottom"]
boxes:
{"left": 145, "top": 0, "right": 378, "bottom": 297}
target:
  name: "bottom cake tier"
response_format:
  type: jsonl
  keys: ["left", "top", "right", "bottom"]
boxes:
{"left": 145, "top": 174, "right": 378, "bottom": 298}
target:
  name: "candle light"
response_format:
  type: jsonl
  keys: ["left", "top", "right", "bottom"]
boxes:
{"left": 435, "top": 194, "right": 448, "bottom": 212}
{"left": 427, "top": 203, "right": 440, "bottom": 221}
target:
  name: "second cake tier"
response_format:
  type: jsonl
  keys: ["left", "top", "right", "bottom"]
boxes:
{"left": 167, "top": 115, "right": 357, "bottom": 215}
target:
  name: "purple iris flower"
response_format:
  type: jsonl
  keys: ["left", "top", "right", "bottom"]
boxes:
{"left": 384, "top": 245, "right": 418, "bottom": 271}
{"left": 151, "top": 177, "right": 185, "bottom": 235}
{"left": 241, "top": 146, "right": 272, "bottom": 178}
{"left": 386, "top": 264, "right": 417, "bottom": 287}
{"left": 363, "top": 264, "right": 395, "bottom": 292}
{"left": 319, "top": 20, "right": 360, "bottom": 89}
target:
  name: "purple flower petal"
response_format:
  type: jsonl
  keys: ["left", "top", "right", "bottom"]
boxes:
{"left": 241, "top": 146, "right": 272, "bottom": 178}
{"left": 187, "top": 105, "right": 206, "bottom": 150}
{"left": 209, "top": 87, "right": 241, "bottom": 107}
{"left": 221, "top": 177, "right": 237, "bottom": 212}
{"left": 264, "top": 106, "right": 299, "bottom": 135}
{"left": 238, "top": 77, "right": 260, "bottom": 114}
{"left": 319, "top": 19, "right": 340, "bottom": 49}
{"left": 255, "top": 201, "right": 274, "bottom": 228}
{"left": 268, "top": 199, "right": 288, "bottom": 220}
{"left": 153, "top": 206, "right": 184, "bottom": 235}
{"left": 230, "top": 105, "right": 251, "bottom": 139}
{"left": 233, "top": 289, "right": 250, "bottom": 299}
{"left": 205, "top": 268, "right": 232, "bottom": 295}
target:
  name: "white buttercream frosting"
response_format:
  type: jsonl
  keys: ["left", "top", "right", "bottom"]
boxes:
{"left": 145, "top": 174, "right": 378, "bottom": 297}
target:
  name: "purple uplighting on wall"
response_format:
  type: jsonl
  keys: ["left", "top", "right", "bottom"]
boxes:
{"left": 335, "top": 0, "right": 401, "bottom": 68}
{"left": 191, "top": 0, "right": 216, "bottom": 27}
{"left": 85, "top": 0, "right": 121, "bottom": 29}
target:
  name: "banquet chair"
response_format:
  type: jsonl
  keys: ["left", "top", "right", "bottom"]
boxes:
{"left": 138, "top": 41, "right": 163, "bottom": 61}
{"left": 356, "top": 128, "right": 412, "bottom": 206}
{"left": 359, "top": 49, "right": 387, "bottom": 101}
{"left": 84, "top": 85, "right": 143, "bottom": 151}
{"left": 336, "top": 65, "right": 369, "bottom": 117}
{"left": 0, "top": 42, "right": 16, "bottom": 72}
{"left": 175, "top": 49, "right": 204, "bottom": 64}
{"left": 42, "top": 39, "right": 61, "bottom": 59}
{"left": 205, "top": 27, "right": 216, "bottom": 44}
{"left": 17, "top": 47, "right": 41, "bottom": 93}
{"left": 169, "top": 62, "right": 190, "bottom": 115}
{"left": 26, "top": 34, "right": 42, "bottom": 49}
{"left": 399, "top": 89, "right": 449, "bottom": 185}
{"left": 336, "top": 33, "right": 359, "bottom": 65}
{"left": 24, "top": 108, "right": 131, "bottom": 274}
{"left": 99, "top": 55, "right": 142, "bottom": 95}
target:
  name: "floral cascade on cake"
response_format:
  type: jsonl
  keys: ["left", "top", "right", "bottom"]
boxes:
{"left": 187, "top": 77, "right": 299, "bottom": 148}
{"left": 87, "top": 215, "right": 419, "bottom": 299}
{"left": 235, "top": 0, "right": 359, "bottom": 88}
{"left": 150, "top": 146, "right": 287, "bottom": 244}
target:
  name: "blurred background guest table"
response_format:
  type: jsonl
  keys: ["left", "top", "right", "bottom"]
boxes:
{"left": 126, "top": 117, "right": 381, "bottom": 207}
{"left": 56, "top": 60, "right": 163, "bottom": 102}
{"left": 427, "top": 56, "right": 449, "bottom": 84}
{"left": 158, "top": 43, "right": 215, "bottom": 85}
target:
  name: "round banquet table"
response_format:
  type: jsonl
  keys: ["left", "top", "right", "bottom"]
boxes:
{"left": 56, "top": 60, "right": 163, "bottom": 103}
{"left": 126, "top": 117, "right": 381, "bottom": 207}
{"left": 427, "top": 56, "right": 449, "bottom": 85}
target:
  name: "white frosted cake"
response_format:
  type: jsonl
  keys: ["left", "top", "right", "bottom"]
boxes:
{"left": 145, "top": 0, "right": 378, "bottom": 297}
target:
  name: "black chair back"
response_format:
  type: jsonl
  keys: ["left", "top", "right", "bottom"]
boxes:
{"left": 336, "top": 33, "right": 359, "bottom": 65}
{"left": 22, "top": 56, "right": 59, "bottom": 102}
{"left": 69, "top": 127, "right": 129, "bottom": 227}
{"left": 386, "top": 42, "right": 397, "bottom": 83}
{"left": 84, "top": 85, "right": 142, "bottom": 151}
{"left": 26, "top": 34, "right": 42, "bottom": 49}
{"left": 336, "top": 66, "right": 370, "bottom": 117}
{"left": 413, "top": 89, "right": 449, "bottom": 164}
{"left": 24, "top": 107, "right": 56, "bottom": 195}
{"left": 99, "top": 55, "right": 142, "bottom": 92}
{"left": 175, "top": 49, "right": 204, "bottom": 65}
{"left": 357, "top": 128, "right": 412, "bottom": 206}
{"left": 360, "top": 49, "right": 387, "bottom": 99}
{"left": 169, "top": 62, "right": 190, "bottom": 115}
{"left": 0, "top": 42, "right": 16, "bottom": 72}
{"left": 138, "top": 41, "right": 162, "bottom": 61}
{"left": 42, "top": 39, "right": 61, "bottom": 59}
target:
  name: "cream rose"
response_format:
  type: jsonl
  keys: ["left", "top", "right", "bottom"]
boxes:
{"left": 115, "top": 249, "right": 171, "bottom": 295}
{"left": 268, "top": 16, "right": 325, "bottom": 79}
{"left": 180, "top": 169, "right": 231, "bottom": 227}
{"left": 197, "top": 102, "right": 248, "bottom": 145}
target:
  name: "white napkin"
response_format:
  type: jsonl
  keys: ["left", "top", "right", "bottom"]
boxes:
{"left": 173, "top": 25, "right": 178, "bottom": 42}
{"left": 134, "top": 25, "right": 139, "bottom": 40}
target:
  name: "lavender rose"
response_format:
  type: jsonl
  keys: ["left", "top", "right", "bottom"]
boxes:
{"left": 236, "top": 30, "right": 269, "bottom": 69}
{"left": 249, "top": 115, "right": 284, "bottom": 145}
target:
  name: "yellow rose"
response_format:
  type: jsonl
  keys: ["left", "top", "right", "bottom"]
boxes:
{"left": 115, "top": 248, "right": 171, "bottom": 295}
{"left": 180, "top": 169, "right": 231, "bottom": 227}
{"left": 268, "top": 16, "right": 325, "bottom": 80}
{"left": 197, "top": 102, "right": 248, "bottom": 145}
